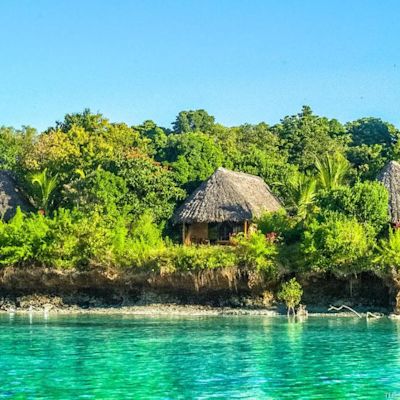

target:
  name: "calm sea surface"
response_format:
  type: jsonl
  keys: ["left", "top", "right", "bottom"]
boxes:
{"left": 0, "top": 314, "right": 399, "bottom": 399}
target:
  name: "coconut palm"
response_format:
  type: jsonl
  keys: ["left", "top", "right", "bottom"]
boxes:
{"left": 315, "top": 152, "right": 349, "bottom": 191}
{"left": 31, "top": 169, "right": 58, "bottom": 214}
{"left": 287, "top": 172, "right": 317, "bottom": 220}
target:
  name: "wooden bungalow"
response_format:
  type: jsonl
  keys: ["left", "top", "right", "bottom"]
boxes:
{"left": 0, "top": 171, "right": 31, "bottom": 221}
{"left": 173, "top": 167, "right": 282, "bottom": 245}
{"left": 378, "top": 160, "right": 400, "bottom": 225}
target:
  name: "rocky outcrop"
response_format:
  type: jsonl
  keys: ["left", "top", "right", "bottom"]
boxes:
{"left": 0, "top": 267, "right": 393, "bottom": 312}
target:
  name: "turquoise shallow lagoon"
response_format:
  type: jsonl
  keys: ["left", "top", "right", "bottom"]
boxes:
{"left": 0, "top": 314, "right": 400, "bottom": 399}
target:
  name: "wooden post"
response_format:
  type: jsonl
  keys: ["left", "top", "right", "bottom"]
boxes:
{"left": 244, "top": 220, "right": 249, "bottom": 237}
{"left": 182, "top": 223, "right": 186, "bottom": 245}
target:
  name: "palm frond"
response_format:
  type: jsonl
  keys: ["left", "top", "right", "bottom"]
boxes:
{"left": 31, "top": 168, "right": 58, "bottom": 212}
{"left": 287, "top": 172, "right": 317, "bottom": 219}
{"left": 315, "top": 152, "right": 349, "bottom": 190}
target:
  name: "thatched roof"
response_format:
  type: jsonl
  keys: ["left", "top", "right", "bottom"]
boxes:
{"left": 378, "top": 160, "right": 400, "bottom": 223}
{"left": 0, "top": 171, "right": 32, "bottom": 221}
{"left": 173, "top": 167, "right": 282, "bottom": 224}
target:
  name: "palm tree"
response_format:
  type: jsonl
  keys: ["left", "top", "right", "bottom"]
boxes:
{"left": 31, "top": 169, "right": 58, "bottom": 214}
{"left": 287, "top": 172, "right": 317, "bottom": 220}
{"left": 315, "top": 152, "right": 349, "bottom": 191}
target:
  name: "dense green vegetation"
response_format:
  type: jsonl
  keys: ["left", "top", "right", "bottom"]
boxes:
{"left": 0, "top": 106, "right": 399, "bottom": 284}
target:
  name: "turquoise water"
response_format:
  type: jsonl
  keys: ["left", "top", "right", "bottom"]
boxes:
{"left": 0, "top": 315, "right": 400, "bottom": 399}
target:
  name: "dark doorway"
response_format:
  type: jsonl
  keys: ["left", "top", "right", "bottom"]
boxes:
{"left": 208, "top": 222, "right": 244, "bottom": 243}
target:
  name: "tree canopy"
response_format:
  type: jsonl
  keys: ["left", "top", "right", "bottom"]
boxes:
{"left": 1, "top": 106, "right": 399, "bottom": 278}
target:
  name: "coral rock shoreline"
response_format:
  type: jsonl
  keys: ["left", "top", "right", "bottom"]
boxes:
{"left": 0, "top": 294, "right": 394, "bottom": 318}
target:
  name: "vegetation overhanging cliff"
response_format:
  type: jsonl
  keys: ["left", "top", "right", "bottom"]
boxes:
{"left": 1, "top": 107, "right": 400, "bottom": 311}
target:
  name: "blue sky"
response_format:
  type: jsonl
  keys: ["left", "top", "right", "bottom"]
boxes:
{"left": 1, "top": 0, "right": 400, "bottom": 131}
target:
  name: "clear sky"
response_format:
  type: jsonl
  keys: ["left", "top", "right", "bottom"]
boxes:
{"left": 1, "top": 0, "right": 400, "bottom": 131}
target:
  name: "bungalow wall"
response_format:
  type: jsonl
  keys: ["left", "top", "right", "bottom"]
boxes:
{"left": 183, "top": 223, "right": 208, "bottom": 245}
{"left": 182, "top": 221, "right": 250, "bottom": 245}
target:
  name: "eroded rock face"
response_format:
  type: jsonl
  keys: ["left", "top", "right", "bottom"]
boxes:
{"left": 395, "top": 291, "right": 400, "bottom": 314}
{"left": 0, "top": 266, "right": 274, "bottom": 298}
{"left": 0, "top": 267, "right": 394, "bottom": 312}
{"left": 0, "top": 266, "right": 276, "bottom": 310}
{"left": 381, "top": 270, "right": 400, "bottom": 314}
{"left": 16, "top": 294, "right": 64, "bottom": 310}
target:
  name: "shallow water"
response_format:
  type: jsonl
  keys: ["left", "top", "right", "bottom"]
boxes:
{"left": 0, "top": 314, "right": 399, "bottom": 399}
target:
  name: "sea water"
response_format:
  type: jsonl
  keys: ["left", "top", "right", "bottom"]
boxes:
{"left": 0, "top": 314, "right": 399, "bottom": 399}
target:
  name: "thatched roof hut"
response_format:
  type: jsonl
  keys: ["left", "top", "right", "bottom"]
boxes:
{"left": 0, "top": 171, "right": 31, "bottom": 220}
{"left": 174, "top": 167, "right": 282, "bottom": 244}
{"left": 378, "top": 160, "right": 400, "bottom": 224}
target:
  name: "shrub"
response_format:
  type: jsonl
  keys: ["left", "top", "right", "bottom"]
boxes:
{"left": 63, "top": 169, "right": 130, "bottom": 217}
{"left": 301, "top": 212, "right": 375, "bottom": 276}
{"left": 0, "top": 208, "right": 48, "bottom": 266}
{"left": 166, "top": 245, "right": 237, "bottom": 272}
{"left": 38, "top": 210, "right": 166, "bottom": 270}
{"left": 114, "top": 212, "right": 165, "bottom": 268}
{"left": 257, "top": 210, "right": 301, "bottom": 244}
{"left": 233, "top": 231, "right": 278, "bottom": 276}
{"left": 38, "top": 209, "right": 114, "bottom": 269}
{"left": 317, "top": 181, "right": 389, "bottom": 232}
{"left": 278, "top": 278, "right": 303, "bottom": 315}
{"left": 374, "top": 228, "right": 400, "bottom": 272}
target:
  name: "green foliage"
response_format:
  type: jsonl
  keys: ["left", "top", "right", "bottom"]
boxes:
{"left": 235, "top": 146, "right": 296, "bottom": 199}
{"left": 1, "top": 106, "right": 398, "bottom": 280}
{"left": 117, "top": 212, "right": 166, "bottom": 268}
{"left": 135, "top": 120, "right": 168, "bottom": 158}
{"left": 278, "top": 278, "right": 303, "bottom": 312}
{"left": 211, "top": 122, "right": 294, "bottom": 198}
{"left": 346, "top": 118, "right": 400, "bottom": 180}
{"left": 0, "top": 126, "right": 35, "bottom": 170}
{"left": 172, "top": 109, "right": 215, "bottom": 134}
{"left": 286, "top": 172, "right": 317, "bottom": 220}
{"left": 347, "top": 117, "right": 399, "bottom": 148}
{"left": 38, "top": 209, "right": 104, "bottom": 269}
{"left": 273, "top": 105, "right": 348, "bottom": 171}
{"left": 0, "top": 208, "right": 166, "bottom": 270}
{"left": 257, "top": 211, "right": 301, "bottom": 244}
{"left": 22, "top": 110, "right": 145, "bottom": 184}
{"left": 301, "top": 212, "right": 375, "bottom": 276}
{"left": 347, "top": 144, "right": 387, "bottom": 180}
{"left": 114, "top": 154, "right": 185, "bottom": 222}
{"left": 163, "top": 132, "right": 224, "bottom": 190}
{"left": 31, "top": 169, "right": 58, "bottom": 213}
{"left": 0, "top": 209, "right": 48, "bottom": 266}
{"left": 317, "top": 181, "right": 389, "bottom": 231}
{"left": 233, "top": 231, "right": 278, "bottom": 275}
{"left": 63, "top": 168, "right": 129, "bottom": 217}
{"left": 166, "top": 245, "right": 237, "bottom": 272}
{"left": 40, "top": 210, "right": 166, "bottom": 270}
{"left": 374, "top": 229, "right": 400, "bottom": 271}
{"left": 315, "top": 152, "right": 350, "bottom": 190}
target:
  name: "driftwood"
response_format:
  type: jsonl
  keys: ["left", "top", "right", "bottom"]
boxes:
{"left": 366, "top": 311, "right": 384, "bottom": 319}
{"left": 328, "top": 305, "right": 384, "bottom": 319}
{"left": 328, "top": 305, "right": 362, "bottom": 318}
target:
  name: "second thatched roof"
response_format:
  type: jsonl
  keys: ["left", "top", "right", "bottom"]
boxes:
{"left": 0, "top": 171, "right": 32, "bottom": 221}
{"left": 378, "top": 160, "right": 400, "bottom": 223}
{"left": 173, "top": 167, "right": 282, "bottom": 224}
